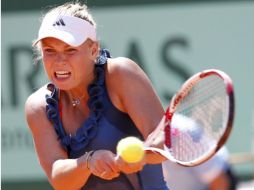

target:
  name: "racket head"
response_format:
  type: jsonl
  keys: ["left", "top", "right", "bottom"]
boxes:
{"left": 164, "top": 69, "right": 234, "bottom": 166}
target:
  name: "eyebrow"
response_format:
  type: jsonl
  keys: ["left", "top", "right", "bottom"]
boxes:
{"left": 41, "top": 44, "right": 72, "bottom": 50}
{"left": 41, "top": 40, "right": 71, "bottom": 48}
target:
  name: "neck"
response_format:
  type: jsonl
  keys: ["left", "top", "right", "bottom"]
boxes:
{"left": 67, "top": 70, "right": 95, "bottom": 107}
{"left": 60, "top": 85, "right": 88, "bottom": 107}
{"left": 71, "top": 94, "right": 86, "bottom": 107}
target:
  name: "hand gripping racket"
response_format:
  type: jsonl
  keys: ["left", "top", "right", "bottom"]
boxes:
{"left": 144, "top": 69, "right": 234, "bottom": 166}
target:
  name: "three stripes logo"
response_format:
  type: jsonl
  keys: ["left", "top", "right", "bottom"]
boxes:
{"left": 53, "top": 18, "right": 66, "bottom": 26}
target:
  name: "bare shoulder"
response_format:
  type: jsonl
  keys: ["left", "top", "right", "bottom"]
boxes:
{"left": 107, "top": 57, "right": 145, "bottom": 76}
{"left": 106, "top": 57, "right": 149, "bottom": 85}
{"left": 25, "top": 84, "right": 51, "bottom": 131}
{"left": 25, "top": 84, "right": 49, "bottom": 113}
{"left": 105, "top": 57, "right": 157, "bottom": 113}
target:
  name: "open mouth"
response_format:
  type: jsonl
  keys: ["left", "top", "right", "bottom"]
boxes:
{"left": 55, "top": 71, "right": 71, "bottom": 79}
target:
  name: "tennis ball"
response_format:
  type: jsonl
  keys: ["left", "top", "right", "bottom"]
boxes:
{"left": 117, "top": 136, "right": 145, "bottom": 163}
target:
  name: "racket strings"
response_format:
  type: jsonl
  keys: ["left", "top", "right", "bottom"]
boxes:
{"left": 169, "top": 76, "right": 229, "bottom": 162}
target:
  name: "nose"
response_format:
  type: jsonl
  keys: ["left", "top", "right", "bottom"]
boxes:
{"left": 56, "top": 52, "right": 67, "bottom": 63}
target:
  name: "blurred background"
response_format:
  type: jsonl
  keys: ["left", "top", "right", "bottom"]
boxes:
{"left": 2, "top": 0, "right": 254, "bottom": 189}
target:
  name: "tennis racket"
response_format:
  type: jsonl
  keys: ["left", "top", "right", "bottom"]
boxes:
{"left": 144, "top": 69, "right": 234, "bottom": 167}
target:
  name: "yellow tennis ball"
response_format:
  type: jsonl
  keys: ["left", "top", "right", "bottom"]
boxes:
{"left": 117, "top": 136, "right": 145, "bottom": 163}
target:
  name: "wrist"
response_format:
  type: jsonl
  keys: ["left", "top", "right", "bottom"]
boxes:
{"left": 85, "top": 150, "right": 95, "bottom": 170}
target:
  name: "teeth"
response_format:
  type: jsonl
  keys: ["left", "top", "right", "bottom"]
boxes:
{"left": 55, "top": 71, "right": 69, "bottom": 75}
{"left": 55, "top": 71, "right": 70, "bottom": 78}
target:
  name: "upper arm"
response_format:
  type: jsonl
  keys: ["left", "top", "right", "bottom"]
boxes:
{"left": 25, "top": 90, "right": 68, "bottom": 179}
{"left": 106, "top": 58, "right": 164, "bottom": 139}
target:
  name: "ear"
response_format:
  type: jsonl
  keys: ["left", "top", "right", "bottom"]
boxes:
{"left": 88, "top": 40, "right": 99, "bottom": 60}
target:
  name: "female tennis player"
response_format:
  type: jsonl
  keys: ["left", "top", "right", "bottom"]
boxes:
{"left": 25, "top": 1, "right": 168, "bottom": 190}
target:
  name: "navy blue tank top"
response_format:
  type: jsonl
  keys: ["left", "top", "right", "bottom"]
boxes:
{"left": 45, "top": 49, "right": 169, "bottom": 190}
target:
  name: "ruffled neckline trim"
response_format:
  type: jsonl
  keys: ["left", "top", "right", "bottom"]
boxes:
{"left": 45, "top": 49, "right": 110, "bottom": 152}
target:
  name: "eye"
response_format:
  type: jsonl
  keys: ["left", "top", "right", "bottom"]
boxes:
{"left": 66, "top": 48, "right": 77, "bottom": 54}
{"left": 43, "top": 48, "right": 56, "bottom": 54}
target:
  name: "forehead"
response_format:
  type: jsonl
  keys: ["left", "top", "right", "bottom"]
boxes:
{"left": 41, "top": 37, "right": 71, "bottom": 47}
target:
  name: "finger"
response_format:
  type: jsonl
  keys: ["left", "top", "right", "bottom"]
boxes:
{"left": 91, "top": 156, "right": 120, "bottom": 178}
{"left": 115, "top": 155, "right": 126, "bottom": 168}
{"left": 90, "top": 160, "right": 105, "bottom": 176}
{"left": 130, "top": 163, "right": 144, "bottom": 172}
{"left": 119, "top": 162, "right": 145, "bottom": 174}
{"left": 103, "top": 164, "right": 120, "bottom": 178}
{"left": 100, "top": 171, "right": 107, "bottom": 178}
{"left": 115, "top": 157, "right": 135, "bottom": 173}
{"left": 106, "top": 159, "right": 120, "bottom": 173}
{"left": 100, "top": 168, "right": 117, "bottom": 180}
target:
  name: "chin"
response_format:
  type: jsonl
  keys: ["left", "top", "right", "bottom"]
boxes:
{"left": 52, "top": 81, "right": 73, "bottom": 90}
{"left": 50, "top": 76, "right": 74, "bottom": 90}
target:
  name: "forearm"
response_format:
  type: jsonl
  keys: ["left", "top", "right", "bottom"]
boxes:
{"left": 145, "top": 152, "right": 167, "bottom": 164}
{"left": 50, "top": 154, "right": 91, "bottom": 190}
{"left": 209, "top": 171, "right": 230, "bottom": 190}
{"left": 144, "top": 123, "right": 166, "bottom": 164}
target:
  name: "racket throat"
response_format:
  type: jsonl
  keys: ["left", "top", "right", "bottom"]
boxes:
{"left": 164, "top": 123, "right": 171, "bottom": 148}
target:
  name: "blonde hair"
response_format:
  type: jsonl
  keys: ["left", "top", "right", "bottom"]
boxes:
{"left": 33, "top": 1, "right": 97, "bottom": 63}
{"left": 45, "top": 1, "right": 96, "bottom": 28}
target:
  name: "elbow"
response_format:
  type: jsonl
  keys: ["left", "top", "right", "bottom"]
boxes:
{"left": 48, "top": 170, "right": 80, "bottom": 190}
{"left": 47, "top": 168, "right": 68, "bottom": 190}
{"left": 47, "top": 161, "right": 68, "bottom": 190}
{"left": 49, "top": 176, "right": 72, "bottom": 190}
{"left": 48, "top": 175, "right": 63, "bottom": 190}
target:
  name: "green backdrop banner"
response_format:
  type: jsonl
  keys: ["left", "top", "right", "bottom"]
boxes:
{"left": 3, "top": 0, "right": 253, "bottom": 12}
{"left": 2, "top": 1, "right": 254, "bottom": 180}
